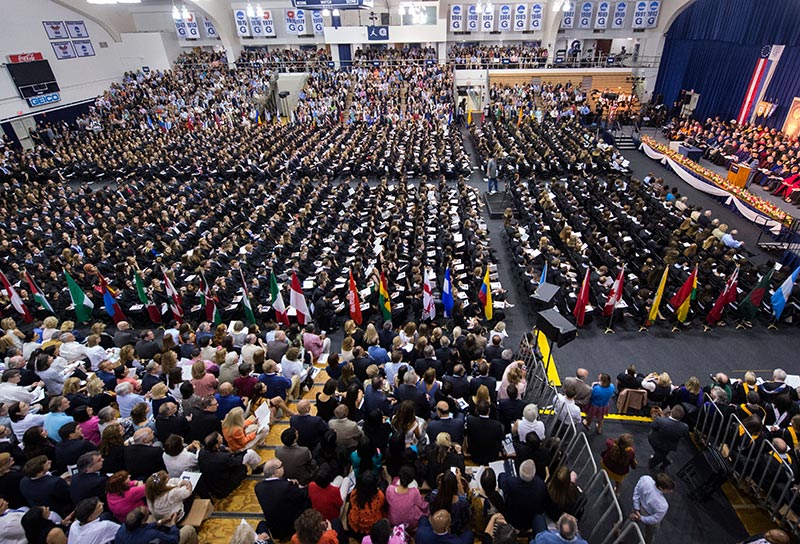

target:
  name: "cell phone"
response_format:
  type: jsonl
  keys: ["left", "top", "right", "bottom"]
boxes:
{"left": 450, "top": 466, "right": 458, "bottom": 475}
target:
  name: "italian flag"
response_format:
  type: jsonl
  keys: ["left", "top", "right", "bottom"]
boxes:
{"left": 64, "top": 270, "right": 94, "bottom": 322}
{"left": 24, "top": 270, "right": 54, "bottom": 314}
{"left": 270, "top": 272, "right": 289, "bottom": 327}
{"left": 134, "top": 270, "right": 162, "bottom": 324}
{"left": 162, "top": 270, "right": 184, "bottom": 323}
{"left": 240, "top": 269, "right": 256, "bottom": 325}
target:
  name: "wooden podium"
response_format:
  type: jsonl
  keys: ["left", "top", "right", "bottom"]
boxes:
{"left": 727, "top": 163, "right": 751, "bottom": 189}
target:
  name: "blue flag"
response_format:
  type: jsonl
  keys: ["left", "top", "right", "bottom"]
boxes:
{"left": 442, "top": 268, "right": 454, "bottom": 318}
{"left": 540, "top": 262, "right": 548, "bottom": 285}
{"left": 771, "top": 266, "right": 800, "bottom": 320}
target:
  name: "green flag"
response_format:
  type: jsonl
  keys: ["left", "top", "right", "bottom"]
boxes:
{"left": 64, "top": 270, "right": 94, "bottom": 322}
{"left": 738, "top": 269, "right": 774, "bottom": 321}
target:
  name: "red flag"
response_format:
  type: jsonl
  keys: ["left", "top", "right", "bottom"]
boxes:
{"left": 290, "top": 272, "right": 310, "bottom": 325}
{"left": 162, "top": 271, "right": 184, "bottom": 323}
{"left": 0, "top": 270, "right": 32, "bottom": 323}
{"left": 348, "top": 270, "right": 362, "bottom": 325}
{"left": 706, "top": 268, "right": 740, "bottom": 325}
{"left": 573, "top": 268, "right": 591, "bottom": 327}
{"left": 603, "top": 267, "right": 625, "bottom": 317}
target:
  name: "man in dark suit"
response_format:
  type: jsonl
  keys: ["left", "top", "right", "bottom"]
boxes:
{"left": 351, "top": 347, "right": 374, "bottom": 382}
{"left": 364, "top": 377, "right": 394, "bottom": 417}
{"left": 416, "top": 510, "right": 474, "bottom": 544}
{"left": 378, "top": 321, "right": 396, "bottom": 350}
{"left": 442, "top": 365, "right": 470, "bottom": 401}
{"left": 648, "top": 404, "right": 689, "bottom": 470}
{"left": 289, "top": 400, "right": 328, "bottom": 450}
{"left": 498, "top": 385, "right": 526, "bottom": 433}
{"left": 188, "top": 397, "right": 222, "bottom": 443}
{"left": 465, "top": 401, "right": 505, "bottom": 465}
{"left": 54, "top": 422, "right": 96, "bottom": 474}
{"left": 276, "top": 428, "right": 315, "bottom": 485}
{"left": 69, "top": 451, "right": 107, "bottom": 505}
{"left": 426, "top": 402, "right": 466, "bottom": 445}
{"left": 499, "top": 459, "right": 547, "bottom": 532}
{"left": 124, "top": 428, "right": 166, "bottom": 481}
{"left": 255, "top": 458, "right": 310, "bottom": 540}
{"left": 395, "top": 370, "right": 432, "bottom": 419}
{"left": 414, "top": 345, "right": 444, "bottom": 379}
{"left": 197, "top": 432, "right": 248, "bottom": 499}
{"left": 113, "top": 321, "right": 137, "bottom": 348}
{"left": 488, "top": 349, "right": 514, "bottom": 382}
{"left": 155, "top": 402, "right": 190, "bottom": 444}
{"left": 20, "top": 455, "right": 73, "bottom": 517}
{"left": 483, "top": 334, "right": 504, "bottom": 363}
{"left": 469, "top": 362, "right": 498, "bottom": 404}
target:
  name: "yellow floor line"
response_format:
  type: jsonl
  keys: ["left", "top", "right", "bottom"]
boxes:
{"left": 535, "top": 329, "right": 561, "bottom": 386}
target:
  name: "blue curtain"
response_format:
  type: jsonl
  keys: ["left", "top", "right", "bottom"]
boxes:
{"left": 654, "top": 0, "right": 800, "bottom": 126}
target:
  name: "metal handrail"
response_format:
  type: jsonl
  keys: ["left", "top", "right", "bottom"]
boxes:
{"left": 609, "top": 521, "right": 647, "bottom": 544}
{"left": 579, "top": 470, "right": 624, "bottom": 544}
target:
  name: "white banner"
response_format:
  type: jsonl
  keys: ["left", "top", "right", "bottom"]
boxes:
{"left": 202, "top": 16, "right": 219, "bottom": 39}
{"left": 250, "top": 14, "right": 264, "bottom": 36}
{"left": 497, "top": 4, "right": 512, "bottom": 31}
{"left": 527, "top": 3, "right": 542, "bottom": 31}
{"left": 645, "top": 0, "right": 660, "bottom": 28}
{"left": 595, "top": 1, "right": 610, "bottom": 28}
{"left": 296, "top": 9, "right": 307, "bottom": 34}
{"left": 632, "top": 0, "right": 647, "bottom": 29}
{"left": 481, "top": 5, "right": 494, "bottom": 31}
{"left": 233, "top": 9, "right": 250, "bottom": 36}
{"left": 263, "top": 11, "right": 276, "bottom": 36}
{"left": 311, "top": 10, "right": 324, "bottom": 35}
{"left": 450, "top": 5, "right": 463, "bottom": 31}
{"left": 561, "top": 2, "right": 575, "bottom": 29}
{"left": 466, "top": 5, "right": 480, "bottom": 31}
{"left": 185, "top": 12, "right": 200, "bottom": 39}
{"left": 578, "top": 1, "right": 593, "bottom": 29}
{"left": 612, "top": 1, "right": 627, "bottom": 28}
{"left": 285, "top": 9, "right": 298, "bottom": 34}
{"left": 174, "top": 17, "right": 188, "bottom": 39}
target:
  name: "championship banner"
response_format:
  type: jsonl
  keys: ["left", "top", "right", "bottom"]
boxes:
{"left": 527, "top": 3, "right": 542, "bottom": 31}
{"left": 632, "top": 0, "right": 647, "bottom": 29}
{"left": 466, "top": 5, "right": 480, "bottom": 31}
{"left": 65, "top": 21, "right": 89, "bottom": 39}
{"left": 42, "top": 21, "right": 68, "bottom": 40}
{"left": 578, "top": 1, "right": 593, "bottom": 28}
{"left": 561, "top": 2, "right": 575, "bottom": 29}
{"left": 285, "top": 10, "right": 297, "bottom": 35}
{"left": 645, "top": 0, "right": 660, "bottom": 27}
{"left": 450, "top": 5, "right": 463, "bottom": 31}
{"left": 595, "top": 1, "right": 610, "bottom": 28}
{"left": 202, "top": 16, "right": 219, "bottom": 38}
{"left": 174, "top": 16, "right": 188, "bottom": 39}
{"left": 250, "top": 13, "right": 265, "bottom": 36}
{"left": 311, "top": 10, "right": 324, "bottom": 35}
{"left": 51, "top": 41, "right": 76, "bottom": 60}
{"left": 612, "top": 1, "right": 627, "bottom": 28}
{"left": 296, "top": 10, "right": 307, "bottom": 34}
{"left": 781, "top": 97, "right": 800, "bottom": 140}
{"left": 481, "top": 5, "right": 494, "bottom": 31}
{"left": 263, "top": 11, "right": 276, "bottom": 36}
{"left": 184, "top": 13, "right": 200, "bottom": 39}
{"left": 73, "top": 40, "right": 94, "bottom": 57}
{"left": 233, "top": 9, "right": 251, "bottom": 36}
{"left": 497, "top": 5, "right": 512, "bottom": 31}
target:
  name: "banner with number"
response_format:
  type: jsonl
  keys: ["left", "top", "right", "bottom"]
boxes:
{"left": 611, "top": 1, "right": 627, "bottom": 28}
{"left": 561, "top": 2, "right": 575, "bottom": 29}
{"left": 250, "top": 14, "right": 264, "bottom": 37}
{"left": 286, "top": 10, "right": 298, "bottom": 34}
{"left": 73, "top": 40, "right": 94, "bottom": 57}
{"left": 514, "top": 3, "right": 528, "bottom": 31}
{"left": 174, "top": 17, "right": 187, "bottom": 39}
{"left": 578, "top": 1, "right": 593, "bottom": 28}
{"left": 296, "top": 10, "right": 307, "bottom": 34}
{"left": 529, "top": 3, "right": 543, "bottom": 30}
{"left": 262, "top": 11, "right": 276, "bottom": 36}
{"left": 450, "top": 5, "right": 463, "bottom": 31}
{"left": 202, "top": 16, "right": 219, "bottom": 38}
{"left": 645, "top": 0, "right": 660, "bottom": 28}
{"left": 466, "top": 5, "right": 480, "bottom": 31}
{"left": 595, "top": 1, "right": 610, "bottom": 28}
{"left": 185, "top": 13, "right": 200, "bottom": 39}
{"left": 311, "top": 10, "right": 324, "bottom": 34}
{"left": 632, "top": 0, "right": 647, "bottom": 29}
{"left": 233, "top": 9, "right": 250, "bottom": 36}
{"left": 51, "top": 41, "right": 76, "bottom": 59}
{"left": 497, "top": 5, "right": 512, "bottom": 31}
{"left": 481, "top": 5, "right": 494, "bottom": 31}
{"left": 65, "top": 21, "right": 88, "bottom": 38}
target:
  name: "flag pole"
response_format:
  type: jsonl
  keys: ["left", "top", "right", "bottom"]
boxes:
{"left": 604, "top": 306, "right": 616, "bottom": 334}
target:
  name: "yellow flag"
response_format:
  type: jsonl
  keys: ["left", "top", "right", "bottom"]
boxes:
{"left": 646, "top": 267, "right": 669, "bottom": 325}
{"left": 467, "top": 110, "right": 473, "bottom": 126}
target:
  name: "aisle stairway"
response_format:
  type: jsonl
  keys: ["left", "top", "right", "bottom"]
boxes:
{"left": 615, "top": 134, "right": 637, "bottom": 150}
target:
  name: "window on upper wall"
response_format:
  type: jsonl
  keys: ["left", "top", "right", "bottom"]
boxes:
{"left": 401, "top": 6, "right": 437, "bottom": 26}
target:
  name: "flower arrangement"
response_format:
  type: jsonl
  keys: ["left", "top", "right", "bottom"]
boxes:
{"left": 641, "top": 136, "right": 791, "bottom": 225}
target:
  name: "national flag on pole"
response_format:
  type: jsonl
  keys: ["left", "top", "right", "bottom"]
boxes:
{"left": 240, "top": 270, "right": 256, "bottom": 325}
{"left": 467, "top": 110, "right": 473, "bottom": 126}
{"left": 573, "top": 267, "right": 590, "bottom": 327}
{"left": 64, "top": 270, "right": 94, "bottom": 322}
{"left": 270, "top": 272, "right": 289, "bottom": 327}
{"left": 771, "top": 265, "right": 800, "bottom": 321}
{"left": 199, "top": 273, "right": 221, "bottom": 325}
{"left": 97, "top": 272, "right": 126, "bottom": 324}
{"left": 422, "top": 268, "right": 435, "bottom": 321}
{"left": 738, "top": 45, "right": 785, "bottom": 125}
{"left": 442, "top": 268, "right": 454, "bottom": 318}
{"left": 646, "top": 267, "right": 669, "bottom": 326}
{"left": 290, "top": 271, "right": 310, "bottom": 325}
{"left": 134, "top": 270, "right": 161, "bottom": 324}
{"left": 447, "top": 110, "right": 453, "bottom": 125}
{"left": 517, "top": 107, "right": 523, "bottom": 127}
{"left": 669, "top": 266, "right": 698, "bottom": 323}
{"left": 378, "top": 271, "right": 392, "bottom": 322}
{"left": 162, "top": 271, "right": 184, "bottom": 323}
{"left": 0, "top": 270, "right": 32, "bottom": 323}
{"left": 540, "top": 262, "right": 548, "bottom": 285}
{"left": 478, "top": 267, "right": 493, "bottom": 321}
{"left": 24, "top": 270, "right": 53, "bottom": 314}
{"left": 738, "top": 268, "right": 775, "bottom": 322}
{"left": 348, "top": 270, "right": 362, "bottom": 325}
{"left": 603, "top": 267, "right": 625, "bottom": 317}
{"left": 706, "top": 267, "right": 739, "bottom": 326}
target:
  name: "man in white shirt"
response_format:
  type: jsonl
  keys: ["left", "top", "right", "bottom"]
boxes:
{"left": 67, "top": 497, "right": 119, "bottom": 544}
{"left": 554, "top": 383, "right": 582, "bottom": 427}
{"left": 630, "top": 473, "right": 674, "bottom": 544}
{"left": 0, "top": 497, "right": 62, "bottom": 544}
{"left": 0, "top": 370, "right": 41, "bottom": 405}
{"left": 58, "top": 333, "right": 88, "bottom": 364}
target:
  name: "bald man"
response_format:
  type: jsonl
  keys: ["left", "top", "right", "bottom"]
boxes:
{"left": 124, "top": 428, "right": 166, "bottom": 481}
{"left": 289, "top": 399, "right": 328, "bottom": 449}
{"left": 563, "top": 368, "right": 592, "bottom": 410}
{"left": 426, "top": 401, "right": 465, "bottom": 445}
{"left": 416, "top": 510, "right": 474, "bottom": 544}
